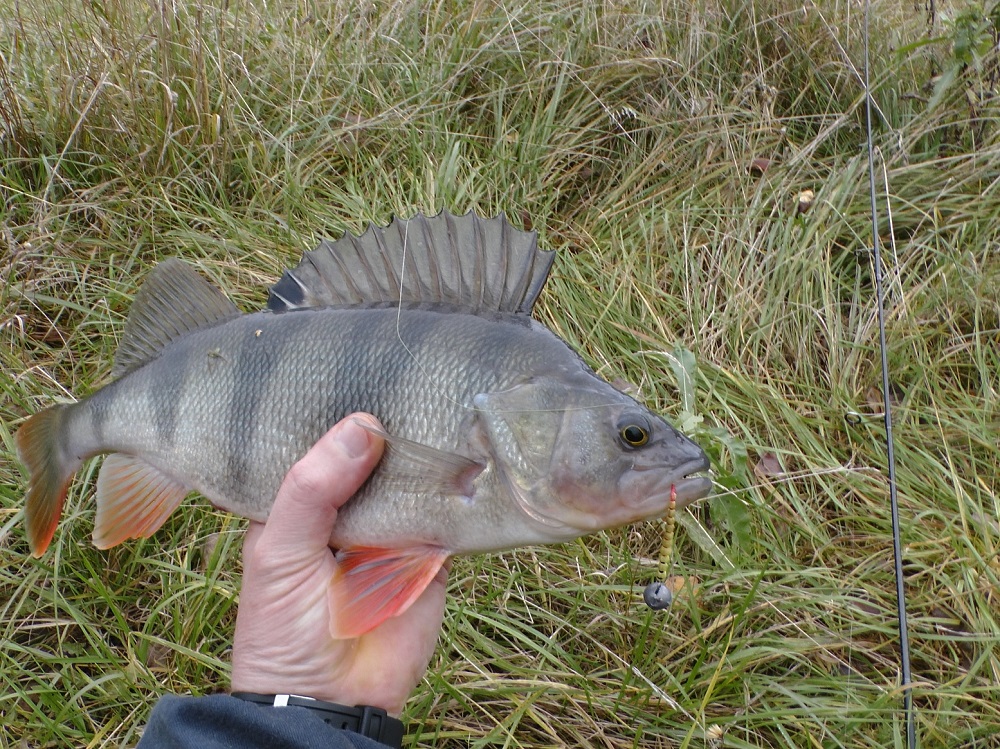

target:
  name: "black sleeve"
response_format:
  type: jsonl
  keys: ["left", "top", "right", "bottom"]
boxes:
{"left": 137, "top": 694, "right": 393, "bottom": 749}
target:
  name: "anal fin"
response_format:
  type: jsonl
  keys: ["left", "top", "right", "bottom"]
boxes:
{"left": 94, "top": 454, "right": 189, "bottom": 549}
{"left": 329, "top": 545, "right": 450, "bottom": 639}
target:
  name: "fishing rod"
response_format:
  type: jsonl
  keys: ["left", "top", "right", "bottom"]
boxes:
{"left": 643, "top": 4, "right": 917, "bottom": 746}
{"left": 863, "top": 1, "right": 915, "bottom": 745}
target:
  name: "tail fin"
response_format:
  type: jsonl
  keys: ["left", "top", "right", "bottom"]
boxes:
{"left": 15, "top": 405, "right": 78, "bottom": 557}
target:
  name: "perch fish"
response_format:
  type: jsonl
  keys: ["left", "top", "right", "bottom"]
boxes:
{"left": 16, "top": 211, "right": 712, "bottom": 637}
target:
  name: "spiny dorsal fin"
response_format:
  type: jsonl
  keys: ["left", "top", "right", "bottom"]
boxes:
{"left": 113, "top": 259, "right": 240, "bottom": 377}
{"left": 267, "top": 210, "right": 555, "bottom": 315}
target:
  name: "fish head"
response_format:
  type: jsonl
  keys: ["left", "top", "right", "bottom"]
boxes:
{"left": 474, "top": 374, "right": 712, "bottom": 539}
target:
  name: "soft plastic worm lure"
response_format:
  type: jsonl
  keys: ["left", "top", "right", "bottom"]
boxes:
{"left": 642, "top": 484, "right": 676, "bottom": 610}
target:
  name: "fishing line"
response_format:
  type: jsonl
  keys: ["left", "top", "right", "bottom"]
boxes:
{"left": 391, "top": 218, "right": 482, "bottom": 413}
{"left": 706, "top": 464, "right": 880, "bottom": 501}
{"left": 642, "top": 465, "right": 878, "bottom": 609}
{"left": 389, "top": 216, "right": 649, "bottom": 417}
{"left": 863, "top": 3, "right": 915, "bottom": 745}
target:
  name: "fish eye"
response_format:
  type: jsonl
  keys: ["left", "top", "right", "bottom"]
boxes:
{"left": 619, "top": 423, "right": 650, "bottom": 447}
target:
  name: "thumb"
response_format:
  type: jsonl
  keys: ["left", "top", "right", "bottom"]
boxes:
{"left": 257, "top": 414, "right": 385, "bottom": 556}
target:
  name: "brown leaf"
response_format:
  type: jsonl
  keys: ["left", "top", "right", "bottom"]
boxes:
{"left": 24, "top": 318, "right": 67, "bottom": 346}
{"left": 610, "top": 377, "right": 639, "bottom": 397}
{"left": 865, "top": 383, "right": 903, "bottom": 413}
{"left": 144, "top": 642, "right": 172, "bottom": 671}
{"left": 754, "top": 451, "right": 784, "bottom": 477}
{"left": 199, "top": 532, "right": 221, "bottom": 572}
{"left": 665, "top": 575, "right": 699, "bottom": 600}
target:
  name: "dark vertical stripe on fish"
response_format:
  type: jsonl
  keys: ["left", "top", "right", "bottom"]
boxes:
{"left": 151, "top": 345, "right": 190, "bottom": 448}
{"left": 223, "top": 317, "right": 283, "bottom": 496}
{"left": 87, "top": 384, "right": 112, "bottom": 446}
{"left": 337, "top": 310, "right": 402, "bottom": 427}
{"left": 308, "top": 311, "right": 364, "bottom": 430}
{"left": 374, "top": 307, "right": 442, "bottom": 434}
{"left": 453, "top": 316, "right": 521, "bottom": 402}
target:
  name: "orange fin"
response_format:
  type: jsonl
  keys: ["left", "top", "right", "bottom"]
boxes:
{"left": 93, "top": 454, "right": 189, "bottom": 549}
{"left": 15, "top": 405, "right": 77, "bottom": 557}
{"left": 329, "top": 545, "right": 449, "bottom": 639}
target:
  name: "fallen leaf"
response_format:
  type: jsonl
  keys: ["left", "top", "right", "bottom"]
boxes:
{"left": 754, "top": 451, "right": 784, "bottom": 477}
{"left": 666, "top": 575, "right": 699, "bottom": 599}
{"left": 144, "top": 642, "right": 172, "bottom": 671}
{"left": 199, "top": 532, "right": 221, "bottom": 571}
{"left": 610, "top": 377, "right": 639, "bottom": 396}
{"left": 865, "top": 383, "right": 903, "bottom": 414}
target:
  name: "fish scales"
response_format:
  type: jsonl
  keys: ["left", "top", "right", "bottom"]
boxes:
{"left": 68, "top": 306, "right": 565, "bottom": 533}
{"left": 17, "top": 211, "right": 713, "bottom": 637}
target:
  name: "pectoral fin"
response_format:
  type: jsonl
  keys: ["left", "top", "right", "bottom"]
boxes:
{"left": 328, "top": 545, "right": 450, "bottom": 639}
{"left": 352, "top": 420, "right": 484, "bottom": 495}
{"left": 93, "top": 454, "right": 189, "bottom": 548}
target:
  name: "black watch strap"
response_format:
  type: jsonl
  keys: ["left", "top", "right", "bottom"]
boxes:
{"left": 232, "top": 692, "right": 404, "bottom": 748}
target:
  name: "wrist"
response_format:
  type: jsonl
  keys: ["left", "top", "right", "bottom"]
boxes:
{"left": 230, "top": 667, "right": 406, "bottom": 717}
{"left": 231, "top": 692, "right": 404, "bottom": 748}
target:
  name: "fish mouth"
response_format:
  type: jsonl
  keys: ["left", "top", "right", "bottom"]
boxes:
{"left": 671, "top": 475, "right": 714, "bottom": 507}
{"left": 668, "top": 456, "right": 713, "bottom": 509}
{"left": 623, "top": 456, "right": 713, "bottom": 521}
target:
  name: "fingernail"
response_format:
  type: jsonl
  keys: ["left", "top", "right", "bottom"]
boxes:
{"left": 340, "top": 420, "right": 371, "bottom": 459}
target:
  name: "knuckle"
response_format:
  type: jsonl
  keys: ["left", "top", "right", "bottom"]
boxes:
{"left": 283, "top": 458, "right": 327, "bottom": 500}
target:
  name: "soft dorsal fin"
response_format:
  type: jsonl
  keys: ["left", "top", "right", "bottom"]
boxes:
{"left": 267, "top": 210, "right": 555, "bottom": 315}
{"left": 113, "top": 259, "right": 240, "bottom": 377}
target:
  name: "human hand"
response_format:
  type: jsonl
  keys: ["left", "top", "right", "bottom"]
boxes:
{"left": 230, "top": 414, "right": 448, "bottom": 716}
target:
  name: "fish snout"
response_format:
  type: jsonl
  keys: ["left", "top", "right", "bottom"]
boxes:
{"left": 631, "top": 428, "right": 712, "bottom": 511}
{"left": 665, "top": 427, "right": 712, "bottom": 508}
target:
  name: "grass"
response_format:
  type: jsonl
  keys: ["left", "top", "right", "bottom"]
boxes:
{"left": 2, "top": 0, "right": 999, "bottom": 746}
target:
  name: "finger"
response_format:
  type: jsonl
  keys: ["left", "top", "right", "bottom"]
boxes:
{"left": 259, "top": 414, "right": 385, "bottom": 556}
{"left": 242, "top": 520, "right": 264, "bottom": 567}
